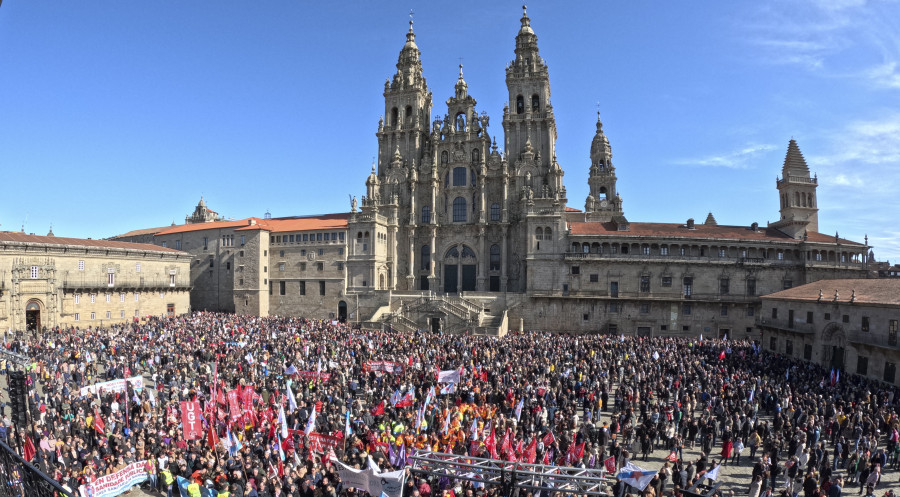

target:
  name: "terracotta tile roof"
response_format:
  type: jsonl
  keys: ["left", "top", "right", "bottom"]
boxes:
{"left": 568, "top": 221, "right": 865, "bottom": 246}
{"left": 154, "top": 219, "right": 257, "bottom": 236}
{"left": 764, "top": 279, "right": 900, "bottom": 306}
{"left": 110, "top": 226, "right": 173, "bottom": 239}
{"left": 565, "top": 207, "right": 582, "bottom": 212}
{"left": 0, "top": 231, "right": 183, "bottom": 253}
{"left": 237, "top": 213, "right": 350, "bottom": 233}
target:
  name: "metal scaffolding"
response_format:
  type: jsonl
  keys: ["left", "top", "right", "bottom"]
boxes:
{"left": 408, "top": 450, "right": 614, "bottom": 496}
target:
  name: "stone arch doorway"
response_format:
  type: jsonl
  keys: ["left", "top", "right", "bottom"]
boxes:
{"left": 25, "top": 300, "right": 42, "bottom": 333}
{"left": 337, "top": 301, "right": 348, "bottom": 323}
{"left": 443, "top": 244, "right": 477, "bottom": 293}
{"left": 822, "top": 322, "right": 847, "bottom": 370}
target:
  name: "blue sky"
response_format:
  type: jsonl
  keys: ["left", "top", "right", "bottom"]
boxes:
{"left": 1, "top": 1, "right": 899, "bottom": 261}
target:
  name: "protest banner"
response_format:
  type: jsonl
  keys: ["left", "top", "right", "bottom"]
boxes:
{"left": 227, "top": 389, "right": 241, "bottom": 420}
{"left": 306, "top": 432, "right": 341, "bottom": 453}
{"left": 79, "top": 376, "right": 144, "bottom": 397}
{"left": 364, "top": 361, "right": 403, "bottom": 374}
{"left": 291, "top": 371, "right": 332, "bottom": 381}
{"left": 79, "top": 460, "right": 148, "bottom": 497}
{"left": 181, "top": 401, "right": 202, "bottom": 440}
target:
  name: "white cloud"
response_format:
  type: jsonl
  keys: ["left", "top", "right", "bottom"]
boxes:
{"left": 866, "top": 61, "right": 900, "bottom": 89}
{"left": 673, "top": 144, "right": 777, "bottom": 169}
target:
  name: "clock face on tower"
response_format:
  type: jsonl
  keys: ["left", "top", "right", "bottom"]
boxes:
{"left": 600, "top": 199, "right": 609, "bottom": 208}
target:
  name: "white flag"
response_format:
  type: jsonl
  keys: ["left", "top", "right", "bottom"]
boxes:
{"left": 437, "top": 369, "right": 461, "bottom": 384}
{"left": 705, "top": 464, "right": 721, "bottom": 481}
{"left": 286, "top": 384, "right": 298, "bottom": 413}
{"left": 278, "top": 404, "right": 289, "bottom": 439}
{"left": 305, "top": 407, "right": 317, "bottom": 435}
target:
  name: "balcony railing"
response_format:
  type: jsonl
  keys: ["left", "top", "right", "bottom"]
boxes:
{"left": 755, "top": 318, "right": 816, "bottom": 335}
{"left": 61, "top": 278, "right": 191, "bottom": 290}
{"left": 848, "top": 331, "right": 900, "bottom": 349}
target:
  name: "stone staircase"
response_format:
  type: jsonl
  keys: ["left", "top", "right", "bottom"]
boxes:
{"left": 367, "top": 293, "right": 508, "bottom": 336}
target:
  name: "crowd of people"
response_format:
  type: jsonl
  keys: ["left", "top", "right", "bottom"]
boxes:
{"left": 3, "top": 312, "right": 900, "bottom": 497}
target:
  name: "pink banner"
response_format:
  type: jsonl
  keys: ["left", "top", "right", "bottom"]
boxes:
{"left": 292, "top": 371, "right": 332, "bottom": 381}
{"left": 365, "top": 361, "right": 404, "bottom": 374}
{"left": 307, "top": 432, "right": 341, "bottom": 453}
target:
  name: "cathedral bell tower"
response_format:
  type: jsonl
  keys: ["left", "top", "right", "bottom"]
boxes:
{"left": 771, "top": 139, "right": 819, "bottom": 238}
{"left": 585, "top": 114, "right": 624, "bottom": 221}
{"left": 502, "top": 5, "right": 559, "bottom": 196}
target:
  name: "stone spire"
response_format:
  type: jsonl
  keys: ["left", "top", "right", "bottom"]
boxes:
{"left": 704, "top": 212, "right": 717, "bottom": 225}
{"left": 782, "top": 139, "right": 810, "bottom": 178}
{"left": 392, "top": 19, "right": 426, "bottom": 91}
{"left": 773, "top": 138, "right": 819, "bottom": 236}
{"left": 454, "top": 64, "right": 468, "bottom": 99}
{"left": 586, "top": 113, "right": 623, "bottom": 221}
{"left": 514, "top": 4, "right": 539, "bottom": 63}
{"left": 590, "top": 113, "right": 612, "bottom": 168}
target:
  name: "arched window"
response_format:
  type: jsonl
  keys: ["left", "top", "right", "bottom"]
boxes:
{"left": 808, "top": 193, "right": 813, "bottom": 207}
{"left": 471, "top": 168, "right": 476, "bottom": 187}
{"left": 357, "top": 232, "right": 362, "bottom": 239}
{"left": 364, "top": 231, "right": 370, "bottom": 238}
{"left": 795, "top": 192, "right": 800, "bottom": 206}
{"left": 531, "top": 94, "right": 540, "bottom": 111}
{"left": 490, "top": 244, "right": 501, "bottom": 270}
{"left": 461, "top": 246, "right": 476, "bottom": 258}
{"left": 535, "top": 227, "right": 543, "bottom": 240}
{"left": 422, "top": 206, "right": 431, "bottom": 224}
{"left": 490, "top": 203, "right": 501, "bottom": 222}
{"left": 405, "top": 105, "right": 413, "bottom": 121}
{"left": 453, "top": 167, "right": 466, "bottom": 186}
{"left": 452, "top": 197, "right": 467, "bottom": 222}
{"left": 446, "top": 247, "right": 459, "bottom": 258}
{"left": 421, "top": 245, "right": 431, "bottom": 270}
{"left": 516, "top": 95, "right": 524, "bottom": 114}
{"left": 472, "top": 148, "right": 480, "bottom": 163}
{"left": 441, "top": 151, "right": 449, "bottom": 164}
{"left": 390, "top": 107, "right": 398, "bottom": 127}
{"left": 583, "top": 243, "right": 590, "bottom": 254}
{"left": 801, "top": 194, "right": 807, "bottom": 207}
{"left": 599, "top": 187, "right": 607, "bottom": 198}
{"left": 545, "top": 227, "right": 551, "bottom": 239}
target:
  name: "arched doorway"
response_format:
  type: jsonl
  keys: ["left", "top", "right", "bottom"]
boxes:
{"left": 443, "top": 245, "right": 477, "bottom": 293}
{"left": 822, "top": 322, "right": 847, "bottom": 370}
{"left": 337, "top": 301, "right": 348, "bottom": 323}
{"left": 25, "top": 300, "right": 42, "bottom": 333}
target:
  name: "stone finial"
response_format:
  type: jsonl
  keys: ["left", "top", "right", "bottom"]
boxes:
{"left": 817, "top": 289, "right": 823, "bottom": 302}
{"left": 850, "top": 289, "right": 856, "bottom": 303}
{"left": 833, "top": 290, "right": 839, "bottom": 302}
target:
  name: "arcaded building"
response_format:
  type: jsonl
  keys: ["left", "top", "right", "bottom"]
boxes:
{"left": 0, "top": 231, "right": 190, "bottom": 332}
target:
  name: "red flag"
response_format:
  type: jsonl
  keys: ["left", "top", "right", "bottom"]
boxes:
{"left": 541, "top": 431, "right": 555, "bottom": 447}
{"left": 542, "top": 450, "right": 550, "bottom": 465}
{"left": 371, "top": 401, "right": 385, "bottom": 416}
{"left": 604, "top": 456, "right": 616, "bottom": 473}
{"left": 23, "top": 435, "right": 36, "bottom": 462}
{"left": 207, "top": 424, "right": 219, "bottom": 448}
{"left": 500, "top": 430, "right": 512, "bottom": 460}
{"left": 93, "top": 413, "right": 106, "bottom": 434}
{"left": 666, "top": 451, "right": 678, "bottom": 462}
{"left": 481, "top": 371, "right": 487, "bottom": 382}
{"left": 486, "top": 428, "right": 498, "bottom": 459}
{"left": 181, "top": 401, "right": 203, "bottom": 440}
{"left": 718, "top": 350, "right": 726, "bottom": 361}
{"left": 524, "top": 438, "right": 537, "bottom": 464}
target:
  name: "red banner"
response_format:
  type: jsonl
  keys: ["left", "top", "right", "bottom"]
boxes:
{"left": 307, "top": 432, "right": 341, "bottom": 453}
{"left": 227, "top": 390, "right": 241, "bottom": 420}
{"left": 364, "top": 361, "right": 404, "bottom": 374}
{"left": 181, "top": 401, "right": 202, "bottom": 440}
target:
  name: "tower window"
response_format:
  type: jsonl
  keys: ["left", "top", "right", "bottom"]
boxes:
{"left": 490, "top": 244, "right": 501, "bottom": 271}
{"left": 391, "top": 107, "right": 398, "bottom": 127}
{"left": 490, "top": 203, "right": 500, "bottom": 222}
{"left": 405, "top": 105, "right": 413, "bottom": 120}
{"left": 421, "top": 245, "right": 431, "bottom": 270}
{"left": 422, "top": 206, "right": 431, "bottom": 224}
{"left": 453, "top": 167, "right": 466, "bottom": 186}
{"left": 516, "top": 95, "right": 524, "bottom": 114}
{"left": 531, "top": 94, "right": 540, "bottom": 111}
{"left": 452, "top": 197, "right": 467, "bottom": 222}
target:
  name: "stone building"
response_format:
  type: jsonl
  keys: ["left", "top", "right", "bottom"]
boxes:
{"left": 758, "top": 279, "right": 900, "bottom": 385}
{"left": 344, "top": 8, "right": 870, "bottom": 336}
{"left": 120, "top": 213, "right": 351, "bottom": 320}
{"left": 0, "top": 231, "right": 191, "bottom": 332}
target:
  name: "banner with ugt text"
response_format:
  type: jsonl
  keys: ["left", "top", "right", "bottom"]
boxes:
{"left": 79, "top": 460, "right": 148, "bottom": 497}
{"left": 181, "top": 401, "right": 203, "bottom": 440}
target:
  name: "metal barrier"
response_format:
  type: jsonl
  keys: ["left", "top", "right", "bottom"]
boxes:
{"left": 0, "top": 440, "right": 75, "bottom": 497}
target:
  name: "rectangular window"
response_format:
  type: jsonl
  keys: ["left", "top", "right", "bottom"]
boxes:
{"left": 843, "top": 314, "right": 849, "bottom": 323}
{"left": 857, "top": 356, "right": 868, "bottom": 375}
{"left": 74, "top": 294, "right": 81, "bottom": 304}
{"left": 135, "top": 293, "right": 140, "bottom": 301}
{"left": 238, "top": 278, "right": 244, "bottom": 286}
{"left": 661, "top": 276, "right": 672, "bottom": 287}
{"left": 770, "top": 337, "right": 777, "bottom": 350}
{"left": 862, "top": 316, "right": 870, "bottom": 332}
{"left": 169, "top": 274, "right": 176, "bottom": 286}
{"left": 339, "top": 232, "right": 345, "bottom": 241}
{"left": 289, "top": 235, "right": 295, "bottom": 243}
{"left": 90, "top": 312, "right": 96, "bottom": 320}
{"left": 337, "top": 262, "right": 344, "bottom": 271}
{"left": 589, "top": 274, "right": 599, "bottom": 283}
{"left": 302, "top": 234, "right": 308, "bottom": 242}
{"left": 660, "top": 246, "right": 668, "bottom": 256}
{"left": 610, "top": 281, "right": 618, "bottom": 298}
{"left": 747, "top": 305, "right": 755, "bottom": 317}
{"left": 682, "top": 304, "right": 692, "bottom": 316}
{"left": 783, "top": 280, "right": 793, "bottom": 290}
{"left": 241, "top": 235, "right": 246, "bottom": 246}
{"left": 777, "top": 251, "right": 784, "bottom": 260}
{"left": 203, "top": 237, "right": 209, "bottom": 250}
{"left": 785, "top": 339, "right": 793, "bottom": 356}
{"left": 269, "top": 281, "right": 273, "bottom": 295}
{"left": 747, "top": 278, "right": 756, "bottom": 296}
{"left": 583, "top": 313, "right": 589, "bottom": 321}
{"left": 718, "top": 248, "right": 726, "bottom": 257}
{"left": 640, "top": 303, "right": 650, "bottom": 314}
{"left": 90, "top": 294, "right": 96, "bottom": 304}
{"left": 318, "top": 262, "right": 324, "bottom": 271}
{"left": 78, "top": 260, "right": 85, "bottom": 271}
{"left": 661, "top": 325, "right": 668, "bottom": 331}
{"left": 719, "top": 278, "right": 729, "bottom": 295}
{"left": 105, "top": 294, "right": 111, "bottom": 303}
{"left": 804, "top": 344, "right": 813, "bottom": 360}
{"left": 608, "top": 302, "right": 619, "bottom": 313}
{"left": 332, "top": 232, "right": 337, "bottom": 241}
{"left": 771, "top": 307, "right": 778, "bottom": 319}
{"left": 135, "top": 262, "right": 141, "bottom": 273}
{"left": 682, "top": 277, "right": 693, "bottom": 297}
{"left": 300, "top": 262, "right": 306, "bottom": 271}
{"left": 720, "top": 304, "right": 728, "bottom": 316}
{"left": 825, "top": 313, "right": 831, "bottom": 320}
{"left": 890, "top": 320, "right": 898, "bottom": 346}
{"left": 608, "top": 324, "right": 618, "bottom": 334}
{"left": 682, "top": 325, "right": 690, "bottom": 332}
{"left": 279, "top": 281, "right": 286, "bottom": 295}
{"left": 279, "top": 250, "right": 285, "bottom": 257}
{"left": 175, "top": 240, "right": 181, "bottom": 250}
{"left": 318, "top": 249, "right": 324, "bottom": 256}
{"left": 135, "top": 309, "right": 140, "bottom": 317}
{"left": 886, "top": 362, "right": 897, "bottom": 384}
{"left": 788, "top": 309, "right": 794, "bottom": 328}
{"left": 806, "top": 311, "right": 814, "bottom": 324}
{"left": 642, "top": 246, "right": 650, "bottom": 255}
{"left": 106, "top": 311, "right": 111, "bottom": 319}
{"left": 120, "top": 310, "right": 125, "bottom": 318}
{"left": 161, "top": 241, "right": 167, "bottom": 248}
{"left": 30, "top": 266, "right": 38, "bottom": 279}
{"left": 299, "top": 281, "right": 306, "bottom": 295}
{"left": 107, "top": 271, "right": 115, "bottom": 286}
{"left": 338, "top": 248, "right": 344, "bottom": 255}
{"left": 319, "top": 281, "right": 326, "bottom": 296}
{"left": 317, "top": 233, "right": 323, "bottom": 242}
{"left": 640, "top": 275, "right": 650, "bottom": 292}
{"left": 279, "top": 263, "right": 285, "bottom": 272}
{"left": 74, "top": 313, "right": 80, "bottom": 321}
{"left": 571, "top": 266, "right": 580, "bottom": 275}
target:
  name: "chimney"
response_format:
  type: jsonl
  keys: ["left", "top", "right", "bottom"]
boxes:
{"left": 751, "top": 222, "right": 758, "bottom": 232}
{"left": 686, "top": 218, "right": 695, "bottom": 229}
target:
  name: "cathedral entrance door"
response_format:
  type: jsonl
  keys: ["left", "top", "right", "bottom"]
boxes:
{"left": 831, "top": 346, "right": 845, "bottom": 370}
{"left": 461, "top": 265, "right": 476, "bottom": 292}
{"left": 444, "top": 265, "right": 458, "bottom": 293}
{"left": 338, "top": 301, "right": 348, "bottom": 323}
